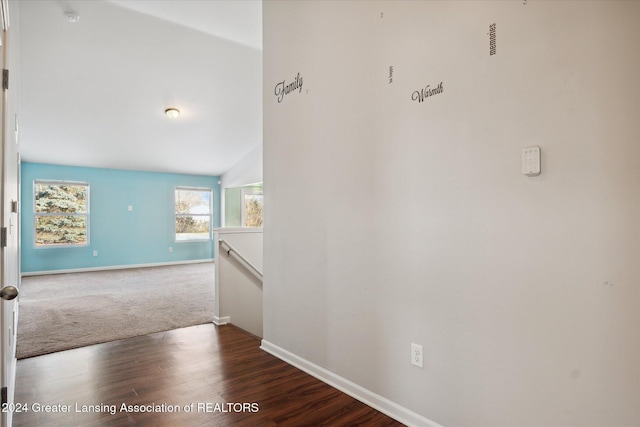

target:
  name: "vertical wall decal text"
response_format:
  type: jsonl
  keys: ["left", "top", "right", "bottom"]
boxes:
{"left": 489, "top": 23, "right": 496, "bottom": 56}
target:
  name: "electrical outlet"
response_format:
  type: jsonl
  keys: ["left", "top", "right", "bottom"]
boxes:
{"left": 411, "top": 343, "right": 423, "bottom": 368}
{"left": 169, "top": 246, "right": 173, "bottom": 253}
{"left": 93, "top": 250, "right": 98, "bottom": 257}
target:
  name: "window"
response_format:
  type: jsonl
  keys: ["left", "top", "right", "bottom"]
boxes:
{"left": 175, "top": 187, "right": 212, "bottom": 241}
{"left": 34, "top": 181, "right": 89, "bottom": 247}
{"left": 241, "top": 187, "right": 263, "bottom": 228}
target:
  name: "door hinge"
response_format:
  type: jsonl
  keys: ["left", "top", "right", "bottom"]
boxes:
{"left": 1, "top": 387, "right": 6, "bottom": 406}
{"left": 0, "top": 227, "right": 6, "bottom": 248}
{"left": 2, "top": 69, "right": 8, "bottom": 90}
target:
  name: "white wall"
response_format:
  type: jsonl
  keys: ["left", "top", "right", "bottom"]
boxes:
{"left": 214, "top": 228, "right": 263, "bottom": 337}
{"left": 263, "top": 1, "right": 640, "bottom": 426}
{"left": 220, "top": 143, "right": 263, "bottom": 189}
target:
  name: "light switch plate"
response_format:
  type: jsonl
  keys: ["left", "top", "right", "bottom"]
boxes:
{"left": 522, "top": 146, "right": 541, "bottom": 176}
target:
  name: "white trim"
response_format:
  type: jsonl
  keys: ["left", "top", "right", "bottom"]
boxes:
{"left": 212, "top": 316, "right": 230, "bottom": 326}
{"left": 260, "top": 340, "right": 444, "bottom": 427}
{"left": 21, "top": 258, "right": 214, "bottom": 277}
{"left": 213, "top": 227, "right": 263, "bottom": 234}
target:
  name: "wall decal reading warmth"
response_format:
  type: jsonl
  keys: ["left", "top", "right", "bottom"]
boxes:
{"left": 412, "top": 82, "right": 444, "bottom": 103}
{"left": 274, "top": 73, "right": 303, "bottom": 103}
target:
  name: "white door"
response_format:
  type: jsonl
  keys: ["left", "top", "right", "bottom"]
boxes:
{"left": 0, "top": 1, "right": 19, "bottom": 425}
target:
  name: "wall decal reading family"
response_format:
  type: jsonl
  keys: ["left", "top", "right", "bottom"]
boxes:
{"left": 274, "top": 73, "right": 303, "bottom": 103}
{"left": 412, "top": 82, "right": 444, "bottom": 103}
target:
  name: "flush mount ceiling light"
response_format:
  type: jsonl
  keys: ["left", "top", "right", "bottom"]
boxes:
{"left": 65, "top": 11, "right": 80, "bottom": 23}
{"left": 165, "top": 108, "right": 180, "bottom": 119}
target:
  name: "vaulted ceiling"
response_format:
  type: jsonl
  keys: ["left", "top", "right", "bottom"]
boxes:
{"left": 18, "top": 0, "right": 262, "bottom": 176}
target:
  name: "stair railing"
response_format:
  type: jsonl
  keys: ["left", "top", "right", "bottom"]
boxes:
{"left": 218, "top": 239, "right": 263, "bottom": 282}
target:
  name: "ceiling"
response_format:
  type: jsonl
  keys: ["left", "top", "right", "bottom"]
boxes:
{"left": 18, "top": 0, "right": 262, "bottom": 177}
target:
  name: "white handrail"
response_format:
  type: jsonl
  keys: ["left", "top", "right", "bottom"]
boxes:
{"left": 219, "top": 239, "right": 263, "bottom": 282}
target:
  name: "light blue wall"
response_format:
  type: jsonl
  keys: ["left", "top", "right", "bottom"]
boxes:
{"left": 21, "top": 162, "right": 220, "bottom": 273}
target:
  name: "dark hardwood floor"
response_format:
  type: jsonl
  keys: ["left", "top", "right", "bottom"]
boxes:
{"left": 13, "top": 324, "right": 404, "bottom": 426}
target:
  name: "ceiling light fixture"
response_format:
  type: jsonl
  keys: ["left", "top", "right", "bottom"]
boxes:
{"left": 65, "top": 11, "right": 80, "bottom": 23}
{"left": 165, "top": 108, "right": 180, "bottom": 119}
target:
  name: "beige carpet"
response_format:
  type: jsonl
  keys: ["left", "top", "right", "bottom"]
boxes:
{"left": 16, "top": 262, "right": 215, "bottom": 359}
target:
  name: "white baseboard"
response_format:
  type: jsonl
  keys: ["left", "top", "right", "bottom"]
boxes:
{"left": 21, "top": 259, "right": 214, "bottom": 277}
{"left": 260, "top": 340, "right": 443, "bottom": 427}
{"left": 212, "top": 316, "right": 230, "bottom": 326}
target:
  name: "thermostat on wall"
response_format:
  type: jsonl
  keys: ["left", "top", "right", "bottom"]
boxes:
{"left": 522, "top": 146, "right": 541, "bottom": 177}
